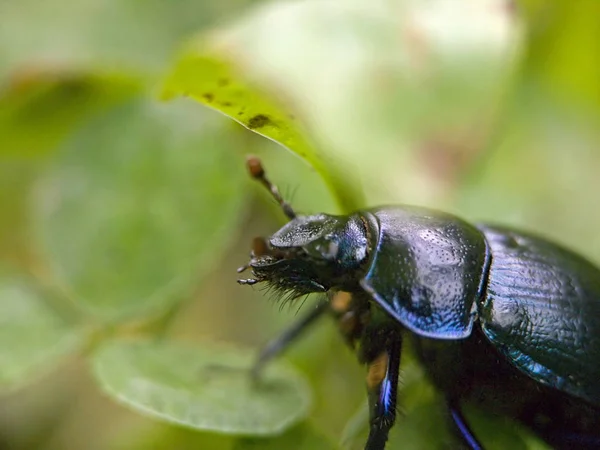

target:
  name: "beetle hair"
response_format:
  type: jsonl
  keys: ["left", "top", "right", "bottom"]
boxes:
{"left": 259, "top": 275, "right": 325, "bottom": 311}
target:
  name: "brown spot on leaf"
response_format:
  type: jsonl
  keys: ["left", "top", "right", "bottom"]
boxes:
{"left": 202, "top": 92, "right": 214, "bottom": 102}
{"left": 247, "top": 114, "right": 271, "bottom": 129}
{"left": 217, "top": 78, "right": 230, "bottom": 87}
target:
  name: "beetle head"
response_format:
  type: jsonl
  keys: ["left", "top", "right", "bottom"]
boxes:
{"left": 237, "top": 157, "right": 368, "bottom": 299}
{"left": 239, "top": 214, "right": 368, "bottom": 298}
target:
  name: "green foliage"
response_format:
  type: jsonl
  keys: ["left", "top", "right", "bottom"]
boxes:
{"left": 0, "top": 270, "right": 83, "bottom": 390}
{"left": 233, "top": 423, "right": 338, "bottom": 450}
{"left": 32, "top": 98, "right": 246, "bottom": 321}
{"left": 109, "top": 421, "right": 336, "bottom": 450}
{"left": 0, "top": 0, "right": 598, "bottom": 449}
{"left": 163, "top": 53, "right": 364, "bottom": 212}
{"left": 92, "top": 340, "right": 311, "bottom": 435}
{"left": 0, "top": 74, "right": 141, "bottom": 158}
{"left": 110, "top": 424, "right": 236, "bottom": 450}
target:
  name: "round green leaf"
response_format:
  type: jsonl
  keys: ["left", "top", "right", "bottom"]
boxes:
{"left": 91, "top": 340, "right": 312, "bottom": 436}
{"left": 0, "top": 271, "right": 82, "bottom": 390}
{"left": 31, "top": 97, "right": 246, "bottom": 321}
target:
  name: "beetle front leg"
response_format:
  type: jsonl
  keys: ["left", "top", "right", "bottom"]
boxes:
{"left": 365, "top": 336, "right": 402, "bottom": 450}
{"left": 251, "top": 299, "right": 328, "bottom": 379}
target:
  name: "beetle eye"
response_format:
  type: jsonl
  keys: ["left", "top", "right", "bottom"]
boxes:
{"left": 354, "top": 242, "right": 367, "bottom": 262}
{"left": 310, "top": 236, "right": 339, "bottom": 261}
{"left": 324, "top": 240, "right": 339, "bottom": 259}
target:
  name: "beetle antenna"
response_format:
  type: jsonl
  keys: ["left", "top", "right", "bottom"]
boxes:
{"left": 246, "top": 155, "right": 296, "bottom": 219}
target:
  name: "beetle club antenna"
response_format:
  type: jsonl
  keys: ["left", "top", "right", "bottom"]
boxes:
{"left": 246, "top": 155, "right": 296, "bottom": 220}
{"left": 236, "top": 237, "right": 270, "bottom": 274}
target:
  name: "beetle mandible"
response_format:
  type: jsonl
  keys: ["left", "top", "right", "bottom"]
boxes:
{"left": 237, "top": 156, "right": 600, "bottom": 450}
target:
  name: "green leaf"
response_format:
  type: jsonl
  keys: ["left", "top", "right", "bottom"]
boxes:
{"left": 456, "top": 1, "right": 600, "bottom": 259}
{"left": 463, "top": 404, "right": 550, "bottom": 450}
{"left": 91, "top": 340, "right": 312, "bottom": 436}
{"left": 519, "top": 0, "right": 600, "bottom": 110}
{"left": 163, "top": 0, "right": 521, "bottom": 208}
{"left": 31, "top": 97, "right": 246, "bottom": 321}
{"left": 339, "top": 400, "right": 368, "bottom": 449}
{"left": 0, "top": 0, "right": 255, "bottom": 82}
{"left": 233, "top": 423, "right": 338, "bottom": 450}
{"left": 109, "top": 421, "right": 235, "bottom": 450}
{"left": 0, "top": 72, "right": 142, "bottom": 158}
{"left": 457, "top": 89, "right": 600, "bottom": 261}
{"left": 0, "top": 270, "right": 82, "bottom": 390}
{"left": 163, "top": 50, "right": 364, "bottom": 213}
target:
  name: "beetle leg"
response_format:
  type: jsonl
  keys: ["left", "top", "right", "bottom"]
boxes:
{"left": 251, "top": 299, "right": 328, "bottom": 380}
{"left": 365, "top": 337, "right": 402, "bottom": 450}
{"left": 330, "top": 291, "right": 366, "bottom": 348}
{"left": 447, "top": 400, "right": 483, "bottom": 450}
{"left": 238, "top": 278, "right": 259, "bottom": 285}
{"left": 237, "top": 264, "right": 250, "bottom": 273}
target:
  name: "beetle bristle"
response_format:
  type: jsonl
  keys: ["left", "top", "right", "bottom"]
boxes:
{"left": 256, "top": 279, "right": 307, "bottom": 310}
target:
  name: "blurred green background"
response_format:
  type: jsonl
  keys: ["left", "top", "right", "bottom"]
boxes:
{"left": 1, "top": 0, "right": 599, "bottom": 449}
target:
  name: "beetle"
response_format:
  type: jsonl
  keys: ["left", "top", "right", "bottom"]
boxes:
{"left": 237, "top": 156, "right": 600, "bottom": 450}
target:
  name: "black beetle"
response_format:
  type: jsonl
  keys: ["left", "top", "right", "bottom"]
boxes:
{"left": 237, "top": 156, "right": 600, "bottom": 450}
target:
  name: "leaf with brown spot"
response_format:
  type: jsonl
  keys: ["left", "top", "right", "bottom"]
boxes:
{"left": 162, "top": 51, "right": 364, "bottom": 213}
{"left": 162, "top": 0, "right": 521, "bottom": 209}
